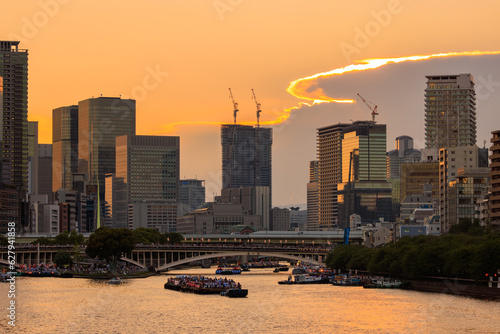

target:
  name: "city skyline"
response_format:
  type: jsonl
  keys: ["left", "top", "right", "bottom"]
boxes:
{"left": 2, "top": 1, "right": 500, "bottom": 206}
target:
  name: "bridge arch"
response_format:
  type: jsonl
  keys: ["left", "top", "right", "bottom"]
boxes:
{"left": 154, "top": 251, "right": 324, "bottom": 272}
{"left": 119, "top": 257, "right": 147, "bottom": 269}
{"left": 0, "top": 259, "right": 21, "bottom": 269}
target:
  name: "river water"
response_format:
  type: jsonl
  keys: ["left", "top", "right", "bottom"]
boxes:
{"left": 1, "top": 267, "right": 500, "bottom": 334}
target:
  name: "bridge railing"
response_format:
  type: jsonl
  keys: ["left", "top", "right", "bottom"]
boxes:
{"left": 133, "top": 243, "right": 334, "bottom": 253}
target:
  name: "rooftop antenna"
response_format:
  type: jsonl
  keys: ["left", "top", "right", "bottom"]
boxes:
{"left": 229, "top": 88, "right": 239, "bottom": 124}
{"left": 251, "top": 89, "right": 262, "bottom": 127}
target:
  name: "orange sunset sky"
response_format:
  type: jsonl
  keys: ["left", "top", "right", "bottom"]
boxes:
{"left": 2, "top": 0, "right": 500, "bottom": 206}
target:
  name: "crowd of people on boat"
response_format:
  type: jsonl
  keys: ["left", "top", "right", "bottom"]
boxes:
{"left": 69, "top": 263, "right": 144, "bottom": 275}
{"left": 167, "top": 276, "right": 241, "bottom": 289}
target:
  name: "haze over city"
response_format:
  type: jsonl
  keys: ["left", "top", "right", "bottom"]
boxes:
{"left": 3, "top": 0, "right": 500, "bottom": 206}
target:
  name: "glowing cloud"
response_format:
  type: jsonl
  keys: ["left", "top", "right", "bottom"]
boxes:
{"left": 162, "top": 50, "right": 500, "bottom": 132}
{"left": 287, "top": 50, "right": 500, "bottom": 104}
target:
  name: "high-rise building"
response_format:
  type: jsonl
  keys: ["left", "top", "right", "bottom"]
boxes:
{"left": 307, "top": 160, "right": 319, "bottom": 230}
{"left": 78, "top": 97, "right": 136, "bottom": 196}
{"left": 53, "top": 105, "right": 78, "bottom": 193}
{"left": 0, "top": 41, "right": 28, "bottom": 191}
{"left": 38, "top": 144, "right": 53, "bottom": 201}
{"left": 272, "top": 207, "right": 290, "bottom": 231}
{"left": 0, "top": 183, "right": 20, "bottom": 233}
{"left": 439, "top": 145, "right": 489, "bottom": 232}
{"left": 27, "top": 121, "right": 39, "bottom": 195}
{"left": 400, "top": 161, "right": 439, "bottom": 203}
{"left": 316, "top": 123, "right": 350, "bottom": 229}
{"left": 221, "top": 124, "right": 272, "bottom": 201}
{"left": 425, "top": 74, "right": 476, "bottom": 149}
{"left": 219, "top": 186, "right": 270, "bottom": 230}
{"left": 114, "top": 135, "right": 180, "bottom": 228}
{"left": 447, "top": 167, "right": 489, "bottom": 229}
{"left": 337, "top": 122, "right": 392, "bottom": 226}
{"left": 179, "top": 179, "right": 205, "bottom": 213}
{"left": 489, "top": 130, "right": 500, "bottom": 227}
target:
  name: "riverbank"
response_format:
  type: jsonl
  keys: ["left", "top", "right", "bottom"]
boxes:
{"left": 69, "top": 271, "right": 157, "bottom": 279}
{"left": 407, "top": 277, "right": 500, "bottom": 301}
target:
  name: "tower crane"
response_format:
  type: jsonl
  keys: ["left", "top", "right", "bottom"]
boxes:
{"left": 251, "top": 89, "right": 262, "bottom": 127}
{"left": 229, "top": 88, "right": 239, "bottom": 124}
{"left": 356, "top": 93, "right": 379, "bottom": 123}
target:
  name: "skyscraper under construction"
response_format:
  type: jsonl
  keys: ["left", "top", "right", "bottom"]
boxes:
{"left": 221, "top": 124, "right": 272, "bottom": 205}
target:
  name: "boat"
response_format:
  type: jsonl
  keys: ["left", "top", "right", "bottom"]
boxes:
{"left": 164, "top": 276, "right": 245, "bottom": 295}
{"left": 292, "top": 268, "right": 307, "bottom": 275}
{"left": 278, "top": 275, "right": 330, "bottom": 285}
{"left": 241, "top": 264, "right": 250, "bottom": 272}
{"left": 220, "top": 289, "right": 248, "bottom": 298}
{"left": 215, "top": 267, "right": 242, "bottom": 275}
{"left": 331, "top": 275, "right": 366, "bottom": 286}
{"left": 108, "top": 277, "right": 123, "bottom": 285}
{"left": 273, "top": 266, "right": 289, "bottom": 273}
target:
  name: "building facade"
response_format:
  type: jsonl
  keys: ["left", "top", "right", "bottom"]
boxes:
{"left": 221, "top": 124, "right": 272, "bottom": 204}
{"left": 447, "top": 167, "right": 489, "bottom": 230}
{"left": 219, "top": 186, "right": 270, "bottom": 230}
{"left": 38, "top": 144, "right": 53, "bottom": 202}
{"left": 179, "top": 179, "right": 205, "bottom": 213}
{"left": 176, "top": 202, "right": 261, "bottom": 234}
{"left": 337, "top": 122, "right": 391, "bottom": 226}
{"left": 114, "top": 135, "right": 180, "bottom": 228}
{"left": 307, "top": 160, "right": 319, "bottom": 231}
{"left": 425, "top": 74, "right": 476, "bottom": 149}
{"left": 78, "top": 97, "right": 136, "bottom": 195}
{"left": 316, "top": 123, "right": 350, "bottom": 229}
{"left": 272, "top": 207, "right": 290, "bottom": 231}
{"left": 439, "top": 145, "right": 488, "bottom": 232}
{"left": 0, "top": 41, "right": 28, "bottom": 192}
{"left": 53, "top": 105, "right": 78, "bottom": 193}
{"left": 490, "top": 130, "right": 500, "bottom": 227}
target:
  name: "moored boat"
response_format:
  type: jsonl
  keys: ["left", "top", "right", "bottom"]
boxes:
{"left": 220, "top": 289, "right": 248, "bottom": 298}
{"left": 278, "top": 275, "right": 330, "bottom": 285}
{"left": 165, "top": 276, "right": 244, "bottom": 295}
{"left": 108, "top": 277, "right": 123, "bottom": 285}
{"left": 273, "top": 266, "right": 289, "bottom": 273}
{"left": 215, "top": 266, "right": 242, "bottom": 275}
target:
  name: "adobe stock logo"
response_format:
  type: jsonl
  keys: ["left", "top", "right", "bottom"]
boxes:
{"left": 8, "top": 0, "right": 72, "bottom": 44}
{"left": 340, "top": 0, "right": 403, "bottom": 62}
{"left": 213, "top": 0, "right": 243, "bottom": 21}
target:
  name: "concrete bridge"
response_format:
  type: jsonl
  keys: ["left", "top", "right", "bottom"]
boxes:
{"left": 0, "top": 244, "right": 331, "bottom": 271}
{"left": 123, "top": 244, "right": 330, "bottom": 271}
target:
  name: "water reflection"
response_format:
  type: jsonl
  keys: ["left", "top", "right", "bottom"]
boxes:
{"left": 0, "top": 267, "right": 499, "bottom": 334}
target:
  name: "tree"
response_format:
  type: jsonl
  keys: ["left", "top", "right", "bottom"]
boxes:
{"left": 449, "top": 218, "right": 484, "bottom": 235}
{"left": 132, "top": 228, "right": 162, "bottom": 245}
{"left": 54, "top": 231, "right": 71, "bottom": 245}
{"left": 85, "top": 227, "right": 136, "bottom": 262}
{"left": 68, "top": 231, "right": 85, "bottom": 245}
{"left": 54, "top": 251, "right": 72, "bottom": 267}
{"left": 164, "top": 232, "right": 184, "bottom": 245}
{"left": 31, "top": 237, "right": 54, "bottom": 245}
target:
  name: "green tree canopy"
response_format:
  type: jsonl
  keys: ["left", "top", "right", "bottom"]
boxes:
{"left": 326, "top": 232, "right": 500, "bottom": 280}
{"left": 164, "top": 232, "right": 184, "bottom": 245}
{"left": 0, "top": 234, "right": 8, "bottom": 246}
{"left": 132, "top": 228, "right": 162, "bottom": 244}
{"left": 54, "top": 250, "right": 72, "bottom": 267}
{"left": 31, "top": 237, "right": 54, "bottom": 245}
{"left": 85, "top": 227, "right": 136, "bottom": 262}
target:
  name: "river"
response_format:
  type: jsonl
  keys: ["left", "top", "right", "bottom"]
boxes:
{"left": 1, "top": 267, "right": 499, "bottom": 333}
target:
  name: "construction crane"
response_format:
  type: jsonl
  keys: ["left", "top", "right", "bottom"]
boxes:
{"left": 356, "top": 93, "right": 379, "bottom": 123}
{"left": 251, "top": 89, "right": 262, "bottom": 127}
{"left": 229, "top": 88, "right": 239, "bottom": 124}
